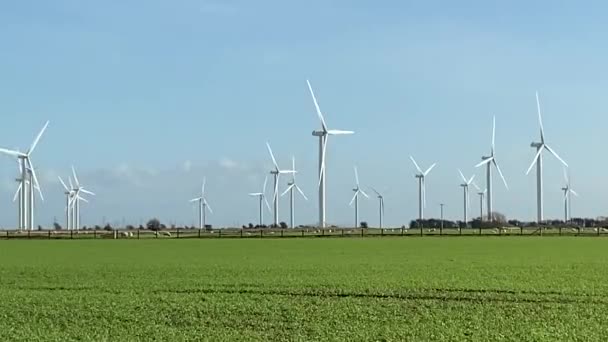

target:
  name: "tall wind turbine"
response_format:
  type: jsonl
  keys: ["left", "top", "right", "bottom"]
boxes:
{"left": 561, "top": 167, "right": 578, "bottom": 223}
{"left": 458, "top": 170, "right": 475, "bottom": 228}
{"left": 249, "top": 175, "right": 272, "bottom": 227}
{"left": 475, "top": 116, "right": 508, "bottom": 221}
{"left": 58, "top": 176, "right": 75, "bottom": 230}
{"left": 0, "top": 121, "right": 49, "bottom": 230}
{"left": 266, "top": 142, "right": 295, "bottom": 227}
{"left": 410, "top": 156, "right": 436, "bottom": 223}
{"left": 70, "top": 166, "right": 95, "bottom": 230}
{"left": 280, "top": 157, "right": 307, "bottom": 228}
{"left": 371, "top": 188, "right": 385, "bottom": 229}
{"left": 472, "top": 181, "right": 487, "bottom": 222}
{"left": 349, "top": 166, "right": 369, "bottom": 228}
{"left": 190, "top": 177, "right": 213, "bottom": 229}
{"left": 526, "top": 92, "right": 568, "bottom": 223}
{"left": 306, "top": 80, "right": 354, "bottom": 228}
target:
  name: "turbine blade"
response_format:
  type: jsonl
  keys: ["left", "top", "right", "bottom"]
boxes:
{"left": 349, "top": 191, "right": 358, "bottom": 206}
{"left": 274, "top": 174, "right": 280, "bottom": 202}
{"left": 0, "top": 148, "right": 26, "bottom": 158}
{"left": 264, "top": 196, "right": 272, "bottom": 213}
{"left": 327, "top": 129, "right": 354, "bottom": 135}
{"left": 28, "top": 121, "right": 50, "bottom": 155}
{"left": 570, "top": 189, "right": 579, "bottom": 197}
{"left": 262, "top": 175, "right": 268, "bottom": 194}
{"left": 475, "top": 157, "right": 493, "bottom": 168}
{"left": 27, "top": 159, "right": 43, "bottom": 201}
{"left": 280, "top": 184, "right": 294, "bottom": 197}
{"left": 492, "top": 115, "right": 496, "bottom": 153}
{"left": 467, "top": 174, "right": 476, "bottom": 185}
{"left": 71, "top": 166, "right": 80, "bottom": 187}
{"left": 80, "top": 189, "right": 95, "bottom": 196}
{"left": 526, "top": 147, "right": 543, "bottom": 175}
{"left": 544, "top": 145, "right": 568, "bottom": 167}
{"left": 493, "top": 159, "right": 509, "bottom": 190}
{"left": 318, "top": 135, "right": 328, "bottom": 188}
{"left": 248, "top": 192, "right": 262, "bottom": 196}
{"left": 472, "top": 181, "right": 481, "bottom": 192}
{"left": 295, "top": 185, "right": 308, "bottom": 201}
{"left": 354, "top": 166, "right": 359, "bottom": 186}
{"left": 202, "top": 177, "right": 206, "bottom": 195}
{"left": 190, "top": 198, "right": 200, "bottom": 202}
{"left": 292, "top": 156, "right": 296, "bottom": 181}
{"left": 563, "top": 167, "right": 569, "bottom": 185}
{"left": 13, "top": 182, "right": 21, "bottom": 202}
{"left": 78, "top": 196, "right": 89, "bottom": 203}
{"left": 458, "top": 169, "right": 467, "bottom": 183}
{"left": 371, "top": 187, "right": 381, "bottom": 197}
{"left": 360, "top": 189, "right": 369, "bottom": 198}
{"left": 306, "top": 80, "right": 328, "bottom": 132}
{"left": 58, "top": 176, "right": 69, "bottom": 191}
{"left": 68, "top": 177, "right": 74, "bottom": 189}
{"left": 409, "top": 156, "right": 423, "bottom": 173}
{"left": 204, "top": 199, "right": 213, "bottom": 214}
{"left": 424, "top": 163, "right": 436, "bottom": 176}
{"left": 266, "top": 142, "right": 279, "bottom": 170}
{"left": 536, "top": 91, "right": 545, "bottom": 142}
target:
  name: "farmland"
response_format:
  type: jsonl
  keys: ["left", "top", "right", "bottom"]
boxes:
{"left": 0, "top": 238, "right": 607, "bottom": 341}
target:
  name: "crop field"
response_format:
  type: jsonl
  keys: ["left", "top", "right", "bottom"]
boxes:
{"left": 0, "top": 238, "right": 607, "bottom": 341}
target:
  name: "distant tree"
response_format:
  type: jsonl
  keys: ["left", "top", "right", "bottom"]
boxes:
{"left": 146, "top": 218, "right": 161, "bottom": 231}
{"left": 53, "top": 222, "right": 62, "bottom": 230}
{"left": 205, "top": 224, "right": 212, "bottom": 230}
{"left": 126, "top": 225, "right": 135, "bottom": 230}
{"left": 104, "top": 224, "right": 113, "bottom": 231}
{"left": 138, "top": 225, "right": 144, "bottom": 230}
{"left": 160, "top": 224, "right": 167, "bottom": 229}
{"left": 94, "top": 225, "right": 102, "bottom": 230}
{"left": 490, "top": 212, "right": 507, "bottom": 224}
{"left": 360, "top": 221, "right": 368, "bottom": 229}
{"left": 279, "top": 222, "right": 288, "bottom": 229}
{"left": 248, "top": 223, "right": 254, "bottom": 229}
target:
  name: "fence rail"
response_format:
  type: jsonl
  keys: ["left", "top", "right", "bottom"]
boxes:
{"left": 0, "top": 226, "right": 606, "bottom": 240}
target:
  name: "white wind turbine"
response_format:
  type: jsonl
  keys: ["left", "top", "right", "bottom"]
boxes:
{"left": 249, "top": 175, "right": 272, "bottom": 227}
{"left": 410, "top": 156, "right": 436, "bottom": 223}
{"left": 561, "top": 167, "right": 578, "bottom": 223}
{"left": 458, "top": 170, "right": 475, "bottom": 228}
{"left": 70, "top": 166, "right": 95, "bottom": 230}
{"left": 526, "top": 92, "right": 568, "bottom": 223}
{"left": 475, "top": 116, "right": 508, "bottom": 221}
{"left": 371, "top": 188, "right": 385, "bottom": 229}
{"left": 266, "top": 142, "right": 295, "bottom": 227}
{"left": 349, "top": 166, "right": 369, "bottom": 228}
{"left": 58, "top": 176, "right": 76, "bottom": 230}
{"left": 280, "top": 157, "right": 307, "bottom": 228}
{"left": 306, "top": 80, "right": 354, "bottom": 228}
{"left": 0, "top": 121, "right": 49, "bottom": 230}
{"left": 472, "top": 181, "right": 487, "bottom": 222}
{"left": 190, "top": 177, "right": 213, "bottom": 229}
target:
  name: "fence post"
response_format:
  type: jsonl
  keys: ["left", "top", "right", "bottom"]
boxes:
{"left": 322, "top": 229, "right": 325, "bottom": 236}
{"left": 6, "top": 230, "right": 8, "bottom": 239}
{"left": 219, "top": 230, "right": 222, "bottom": 238}
{"left": 302, "top": 230, "right": 304, "bottom": 237}
{"left": 559, "top": 226, "right": 562, "bottom": 236}
{"left": 48, "top": 230, "right": 51, "bottom": 239}
{"left": 28, "top": 230, "right": 31, "bottom": 239}
{"left": 342, "top": 229, "right": 345, "bottom": 237}
{"left": 260, "top": 230, "right": 263, "bottom": 238}
{"left": 137, "top": 229, "right": 140, "bottom": 239}
{"left": 598, "top": 227, "right": 601, "bottom": 237}
{"left": 479, "top": 226, "right": 482, "bottom": 236}
{"left": 361, "top": 229, "right": 364, "bottom": 237}
{"left": 521, "top": 226, "right": 523, "bottom": 235}
{"left": 177, "top": 229, "right": 180, "bottom": 239}
{"left": 281, "top": 230, "right": 283, "bottom": 238}
{"left": 70, "top": 230, "right": 73, "bottom": 240}
{"left": 401, "top": 228, "right": 404, "bottom": 236}
{"left": 240, "top": 229, "right": 243, "bottom": 238}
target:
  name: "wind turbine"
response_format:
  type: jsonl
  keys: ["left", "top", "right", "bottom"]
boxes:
{"left": 249, "top": 175, "right": 272, "bottom": 227}
{"left": 266, "top": 142, "right": 295, "bottom": 227}
{"left": 410, "top": 156, "right": 436, "bottom": 223}
{"left": 526, "top": 91, "right": 568, "bottom": 223}
{"left": 280, "top": 157, "right": 307, "bottom": 228}
{"left": 0, "top": 121, "right": 49, "bottom": 230}
{"left": 306, "top": 80, "right": 354, "bottom": 228}
{"left": 475, "top": 116, "right": 508, "bottom": 221}
{"left": 561, "top": 167, "right": 578, "bottom": 223}
{"left": 349, "top": 166, "right": 369, "bottom": 228}
{"left": 458, "top": 170, "right": 475, "bottom": 228}
{"left": 190, "top": 177, "right": 213, "bottom": 229}
{"left": 472, "top": 181, "right": 487, "bottom": 222}
{"left": 58, "top": 176, "right": 75, "bottom": 230}
{"left": 371, "top": 188, "right": 385, "bottom": 229}
{"left": 70, "top": 166, "right": 95, "bottom": 230}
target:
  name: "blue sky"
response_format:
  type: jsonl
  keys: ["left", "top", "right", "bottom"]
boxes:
{"left": 1, "top": 0, "right": 607, "bottom": 228}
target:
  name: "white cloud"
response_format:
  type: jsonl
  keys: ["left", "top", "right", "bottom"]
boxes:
{"left": 183, "top": 160, "right": 192, "bottom": 173}
{"left": 219, "top": 157, "right": 239, "bottom": 170}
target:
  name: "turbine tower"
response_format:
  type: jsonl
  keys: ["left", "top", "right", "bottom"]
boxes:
{"left": 525, "top": 91, "right": 568, "bottom": 223}
{"left": 349, "top": 167, "right": 369, "bottom": 228}
{"left": 249, "top": 175, "right": 271, "bottom": 227}
{"left": 371, "top": 188, "right": 385, "bottom": 229}
{"left": 472, "top": 181, "right": 487, "bottom": 222}
{"left": 190, "top": 177, "right": 213, "bottom": 229}
{"left": 475, "top": 116, "right": 508, "bottom": 221}
{"left": 410, "top": 156, "right": 436, "bottom": 222}
{"left": 306, "top": 80, "right": 354, "bottom": 228}
{"left": 561, "top": 167, "right": 578, "bottom": 223}
{"left": 280, "top": 157, "right": 307, "bottom": 228}
{"left": 266, "top": 142, "right": 295, "bottom": 227}
{"left": 70, "top": 166, "right": 95, "bottom": 231}
{"left": 458, "top": 170, "right": 476, "bottom": 228}
{"left": 0, "top": 121, "right": 49, "bottom": 230}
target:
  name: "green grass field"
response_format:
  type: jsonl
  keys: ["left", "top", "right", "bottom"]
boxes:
{"left": 0, "top": 238, "right": 607, "bottom": 341}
